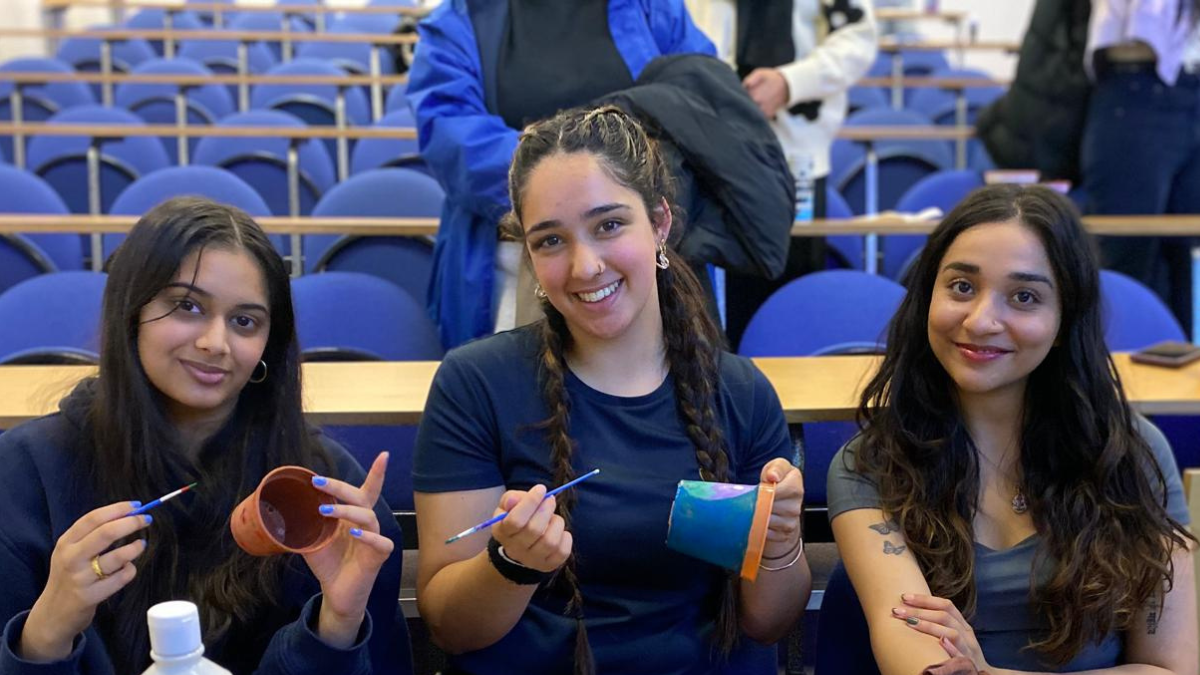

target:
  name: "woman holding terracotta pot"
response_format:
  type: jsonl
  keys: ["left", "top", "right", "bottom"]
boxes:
{"left": 0, "top": 198, "right": 411, "bottom": 674}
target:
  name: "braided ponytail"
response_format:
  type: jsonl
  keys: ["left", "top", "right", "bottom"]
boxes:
{"left": 505, "top": 106, "right": 740, "bottom": 672}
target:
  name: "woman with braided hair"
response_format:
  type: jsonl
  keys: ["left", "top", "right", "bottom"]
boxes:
{"left": 413, "top": 106, "right": 810, "bottom": 675}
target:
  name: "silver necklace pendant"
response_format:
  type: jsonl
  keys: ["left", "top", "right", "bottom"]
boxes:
{"left": 1011, "top": 491, "right": 1029, "bottom": 514}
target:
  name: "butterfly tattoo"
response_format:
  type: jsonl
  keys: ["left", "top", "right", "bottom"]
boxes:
{"left": 883, "top": 541, "right": 907, "bottom": 556}
{"left": 869, "top": 521, "right": 900, "bottom": 535}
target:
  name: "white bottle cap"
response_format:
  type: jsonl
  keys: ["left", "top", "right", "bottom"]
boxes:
{"left": 147, "top": 601, "right": 203, "bottom": 659}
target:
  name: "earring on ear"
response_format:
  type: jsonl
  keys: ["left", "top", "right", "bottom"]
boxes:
{"left": 249, "top": 359, "right": 268, "bottom": 384}
{"left": 656, "top": 240, "right": 670, "bottom": 270}
{"left": 534, "top": 283, "right": 548, "bottom": 299}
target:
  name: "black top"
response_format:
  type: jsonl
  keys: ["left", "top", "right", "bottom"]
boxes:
{"left": 496, "top": 0, "right": 634, "bottom": 130}
{"left": 414, "top": 326, "right": 793, "bottom": 674}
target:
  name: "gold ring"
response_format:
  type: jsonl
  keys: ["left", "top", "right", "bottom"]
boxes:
{"left": 91, "top": 556, "right": 108, "bottom": 581}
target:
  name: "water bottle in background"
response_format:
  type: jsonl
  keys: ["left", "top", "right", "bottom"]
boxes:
{"left": 790, "top": 154, "right": 816, "bottom": 223}
{"left": 141, "top": 601, "right": 232, "bottom": 675}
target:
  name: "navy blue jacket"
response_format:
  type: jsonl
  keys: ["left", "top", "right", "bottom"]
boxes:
{"left": 0, "top": 384, "right": 412, "bottom": 675}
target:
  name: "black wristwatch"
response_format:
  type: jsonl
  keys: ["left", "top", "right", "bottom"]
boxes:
{"left": 487, "top": 536, "right": 550, "bottom": 586}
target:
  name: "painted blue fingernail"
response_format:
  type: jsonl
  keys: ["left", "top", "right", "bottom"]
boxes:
{"left": 350, "top": 527, "right": 363, "bottom": 537}
{"left": 319, "top": 504, "right": 334, "bottom": 515}
{"left": 312, "top": 476, "right": 328, "bottom": 487}
{"left": 143, "top": 514, "right": 153, "bottom": 525}
{"left": 906, "top": 617, "right": 919, "bottom": 626}
{"left": 131, "top": 501, "right": 143, "bottom": 508}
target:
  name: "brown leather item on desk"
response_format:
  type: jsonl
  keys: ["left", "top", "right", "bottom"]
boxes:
{"left": 922, "top": 656, "right": 989, "bottom": 675}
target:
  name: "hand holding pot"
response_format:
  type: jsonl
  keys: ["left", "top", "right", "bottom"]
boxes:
{"left": 303, "top": 452, "right": 395, "bottom": 648}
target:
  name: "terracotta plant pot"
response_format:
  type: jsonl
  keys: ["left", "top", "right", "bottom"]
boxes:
{"left": 665, "top": 480, "right": 776, "bottom": 582}
{"left": 231, "top": 466, "right": 339, "bottom": 556}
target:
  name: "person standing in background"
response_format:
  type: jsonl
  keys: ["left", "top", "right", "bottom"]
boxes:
{"left": 405, "top": 0, "right": 715, "bottom": 349}
{"left": 686, "top": 0, "right": 878, "bottom": 349}
{"left": 1082, "top": 0, "right": 1200, "bottom": 336}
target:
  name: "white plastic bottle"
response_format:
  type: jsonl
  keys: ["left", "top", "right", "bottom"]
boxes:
{"left": 141, "top": 601, "right": 232, "bottom": 675}
{"left": 789, "top": 154, "right": 816, "bottom": 223}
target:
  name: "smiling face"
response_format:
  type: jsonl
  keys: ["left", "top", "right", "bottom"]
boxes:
{"left": 520, "top": 151, "right": 670, "bottom": 347}
{"left": 137, "top": 246, "right": 272, "bottom": 430}
{"left": 927, "top": 220, "right": 1062, "bottom": 405}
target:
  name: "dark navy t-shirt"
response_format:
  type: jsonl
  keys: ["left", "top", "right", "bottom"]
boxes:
{"left": 414, "top": 326, "right": 795, "bottom": 675}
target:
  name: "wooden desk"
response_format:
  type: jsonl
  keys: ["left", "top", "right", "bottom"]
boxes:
{"left": 40, "top": 0, "right": 429, "bottom": 17}
{"left": 0, "top": 70, "right": 409, "bottom": 88}
{"left": 0, "top": 27, "right": 418, "bottom": 45}
{"left": 0, "top": 214, "right": 439, "bottom": 236}
{"left": 878, "top": 40, "right": 1021, "bottom": 53}
{"left": 875, "top": 8, "right": 968, "bottom": 23}
{"left": 1, "top": 354, "right": 1197, "bottom": 430}
{"left": 0, "top": 122, "right": 417, "bottom": 141}
{"left": 793, "top": 214, "right": 1200, "bottom": 237}
{"left": 857, "top": 76, "right": 1010, "bottom": 89}
{"left": 3, "top": 214, "right": 1200, "bottom": 239}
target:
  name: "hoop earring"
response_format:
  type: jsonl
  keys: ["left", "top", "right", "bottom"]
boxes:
{"left": 656, "top": 240, "right": 670, "bottom": 270}
{"left": 534, "top": 283, "right": 548, "bottom": 299}
{"left": 249, "top": 360, "right": 268, "bottom": 384}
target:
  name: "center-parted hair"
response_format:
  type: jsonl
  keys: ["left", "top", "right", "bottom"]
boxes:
{"left": 504, "top": 106, "right": 738, "bottom": 675}
{"left": 853, "top": 184, "right": 1194, "bottom": 665}
{"left": 84, "top": 197, "right": 332, "bottom": 671}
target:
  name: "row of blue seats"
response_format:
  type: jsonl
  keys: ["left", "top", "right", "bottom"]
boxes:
{"left": 0, "top": 164, "right": 441, "bottom": 304}
{"left": 2, "top": 264, "right": 1193, "bottom": 508}
{"left": 0, "top": 55, "right": 415, "bottom": 157}
{"left": 0, "top": 102, "right": 420, "bottom": 214}
{"left": 53, "top": 0, "right": 419, "bottom": 77}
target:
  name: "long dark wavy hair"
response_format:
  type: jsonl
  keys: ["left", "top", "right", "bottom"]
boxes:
{"left": 853, "top": 184, "right": 1195, "bottom": 666}
{"left": 503, "top": 106, "right": 737, "bottom": 675}
{"left": 82, "top": 197, "right": 331, "bottom": 672}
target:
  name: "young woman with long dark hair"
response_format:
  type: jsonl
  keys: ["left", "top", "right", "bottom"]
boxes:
{"left": 413, "top": 106, "right": 810, "bottom": 675}
{"left": 0, "top": 197, "right": 411, "bottom": 674}
{"left": 829, "top": 185, "right": 1196, "bottom": 674}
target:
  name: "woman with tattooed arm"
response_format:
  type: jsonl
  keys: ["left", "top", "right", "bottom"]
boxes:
{"left": 828, "top": 185, "right": 1196, "bottom": 675}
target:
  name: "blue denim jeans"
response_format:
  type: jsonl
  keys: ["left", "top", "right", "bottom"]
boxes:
{"left": 1082, "top": 62, "right": 1200, "bottom": 333}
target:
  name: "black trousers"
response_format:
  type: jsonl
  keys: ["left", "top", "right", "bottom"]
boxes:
{"left": 724, "top": 177, "right": 828, "bottom": 351}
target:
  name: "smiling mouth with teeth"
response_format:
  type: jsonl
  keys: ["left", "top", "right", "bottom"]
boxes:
{"left": 575, "top": 279, "right": 622, "bottom": 303}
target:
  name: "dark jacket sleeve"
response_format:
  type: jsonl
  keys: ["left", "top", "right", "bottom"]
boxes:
{"left": 975, "top": 0, "right": 1091, "bottom": 181}
{"left": 0, "top": 420, "right": 111, "bottom": 675}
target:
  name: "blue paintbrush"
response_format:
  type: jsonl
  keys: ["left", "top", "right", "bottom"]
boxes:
{"left": 444, "top": 469, "right": 601, "bottom": 544}
{"left": 126, "top": 482, "right": 198, "bottom": 517}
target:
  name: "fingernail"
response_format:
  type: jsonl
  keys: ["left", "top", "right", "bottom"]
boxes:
{"left": 312, "top": 476, "right": 328, "bottom": 487}
{"left": 131, "top": 500, "right": 143, "bottom": 508}
{"left": 891, "top": 607, "right": 905, "bottom": 616}
{"left": 380, "top": 452, "right": 389, "bottom": 465}
{"left": 143, "top": 514, "right": 153, "bottom": 525}
{"left": 905, "top": 617, "right": 919, "bottom": 626}
{"left": 319, "top": 504, "right": 334, "bottom": 515}
{"left": 901, "top": 593, "right": 913, "bottom": 602}
{"left": 350, "top": 527, "right": 363, "bottom": 537}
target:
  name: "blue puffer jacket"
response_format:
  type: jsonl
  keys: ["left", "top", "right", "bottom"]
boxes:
{"left": 406, "top": 0, "right": 715, "bottom": 348}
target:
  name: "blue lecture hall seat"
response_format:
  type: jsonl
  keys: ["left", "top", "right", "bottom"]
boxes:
{"left": 305, "top": 167, "right": 444, "bottom": 305}
{"left": 0, "top": 271, "right": 107, "bottom": 365}
{"left": 0, "top": 165, "right": 85, "bottom": 282}
{"left": 28, "top": 104, "right": 170, "bottom": 215}
{"left": 193, "top": 109, "right": 336, "bottom": 217}
{"left": 739, "top": 270, "right": 906, "bottom": 506}
{"left": 105, "top": 165, "right": 283, "bottom": 261}
{"left": 293, "top": 271, "right": 443, "bottom": 509}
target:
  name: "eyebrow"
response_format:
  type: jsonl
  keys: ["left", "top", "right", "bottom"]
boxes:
{"left": 941, "top": 262, "right": 1055, "bottom": 288}
{"left": 164, "top": 282, "right": 269, "bottom": 313}
{"left": 527, "top": 203, "right": 631, "bottom": 235}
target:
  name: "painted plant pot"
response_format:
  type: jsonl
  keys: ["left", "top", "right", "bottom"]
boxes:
{"left": 231, "top": 466, "right": 339, "bottom": 556}
{"left": 666, "top": 480, "right": 776, "bottom": 582}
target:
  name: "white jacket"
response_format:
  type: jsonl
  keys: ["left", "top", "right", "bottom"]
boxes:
{"left": 687, "top": 0, "right": 878, "bottom": 178}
